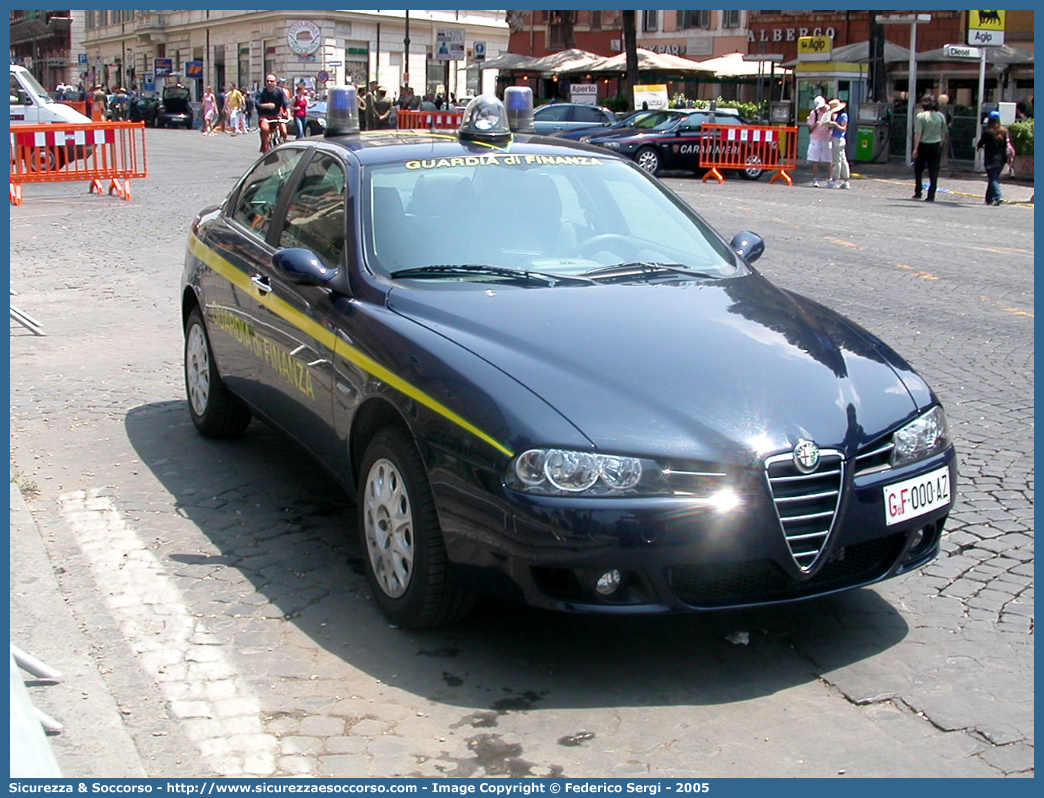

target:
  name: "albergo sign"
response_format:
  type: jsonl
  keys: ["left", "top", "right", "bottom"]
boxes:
{"left": 748, "top": 25, "right": 837, "bottom": 44}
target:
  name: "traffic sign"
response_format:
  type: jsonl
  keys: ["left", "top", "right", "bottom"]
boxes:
{"left": 474, "top": 41, "right": 486, "bottom": 61}
{"left": 944, "top": 44, "right": 983, "bottom": 59}
{"left": 317, "top": 70, "right": 330, "bottom": 83}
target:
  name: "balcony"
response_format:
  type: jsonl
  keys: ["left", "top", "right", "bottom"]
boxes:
{"left": 136, "top": 13, "right": 168, "bottom": 44}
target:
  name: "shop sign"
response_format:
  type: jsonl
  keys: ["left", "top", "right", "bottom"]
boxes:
{"left": 435, "top": 28, "right": 465, "bottom": 61}
{"left": 797, "top": 35, "right": 833, "bottom": 61}
{"left": 749, "top": 26, "right": 837, "bottom": 44}
{"left": 288, "top": 21, "right": 322, "bottom": 56}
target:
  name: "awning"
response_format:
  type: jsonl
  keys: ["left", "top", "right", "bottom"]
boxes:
{"left": 525, "top": 48, "right": 607, "bottom": 75}
{"left": 694, "top": 52, "right": 792, "bottom": 77}
{"left": 782, "top": 40, "right": 912, "bottom": 67}
{"left": 9, "top": 19, "right": 52, "bottom": 45}
{"left": 576, "top": 48, "right": 715, "bottom": 75}
{"left": 916, "top": 44, "right": 1034, "bottom": 65}
{"left": 478, "top": 52, "right": 541, "bottom": 71}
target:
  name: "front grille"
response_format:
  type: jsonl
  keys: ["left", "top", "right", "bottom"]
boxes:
{"left": 853, "top": 439, "right": 894, "bottom": 476}
{"left": 666, "top": 533, "right": 905, "bottom": 608}
{"left": 764, "top": 449, "right": 844, "bottom": 571}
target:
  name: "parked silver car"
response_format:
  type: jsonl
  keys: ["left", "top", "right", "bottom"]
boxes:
{"left": 532, "top": 102, "right": 616, "bottom": 135}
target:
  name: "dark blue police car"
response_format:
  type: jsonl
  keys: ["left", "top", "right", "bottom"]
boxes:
{"left": 182, "top": 88, "right": 955, "bottom": 627}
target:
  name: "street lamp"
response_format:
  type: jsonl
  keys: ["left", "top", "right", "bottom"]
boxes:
{"left": 877, "top": 13, "right": 930, "bottom": 165}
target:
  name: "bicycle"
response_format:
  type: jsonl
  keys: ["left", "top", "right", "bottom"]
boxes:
{"left": 259, "top": 116, "right": 289, "bottom": 153}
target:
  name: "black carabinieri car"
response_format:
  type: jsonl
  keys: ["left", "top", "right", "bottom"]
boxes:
{"left": 583, "top": 107, "right": 770, "bottom": 179}
{"left": 181, "top": 90, "right": 955, "bottom": 628}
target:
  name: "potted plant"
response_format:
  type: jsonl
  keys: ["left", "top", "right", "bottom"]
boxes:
{"left": 1008, "top": 118, "right": 1033, "bottom": 180}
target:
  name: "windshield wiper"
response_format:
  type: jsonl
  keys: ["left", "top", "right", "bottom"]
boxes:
{"left": 390, "top": 264, "right": 594, "bottom": 287}
{"left": 581, "top": 262, "right": 722, "bottom": 281}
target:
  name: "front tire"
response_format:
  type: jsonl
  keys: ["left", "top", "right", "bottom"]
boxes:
{"left": 635, "top": 146, "right": 661, "bottom": 175}
{"left": 184, "top": 307, "right": 252, "bottom": 437}
{"left": 358, "top": 428, "right": 474, "bottom": 628}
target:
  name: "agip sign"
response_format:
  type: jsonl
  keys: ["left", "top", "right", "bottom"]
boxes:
{"left": 967, "top": 10, "right": 1005, "bottom": 46}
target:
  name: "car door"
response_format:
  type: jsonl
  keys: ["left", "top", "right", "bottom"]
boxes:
{"left": 201, "top": 146, "right": 310, "bottom": 429}
{"left": 534, "top": 104, "right": 571, "bottom": 135}
{"left": 670, "top": 112, "right": 709, "bottom": 170}
{"left": 224, "top": 148, "right": 348, "bottom": 461}
{"left": 568, "top": 104, "right": 611, "bottom": 132}
{"left": 10, "top": 73, "right": 40, "bottom": 123}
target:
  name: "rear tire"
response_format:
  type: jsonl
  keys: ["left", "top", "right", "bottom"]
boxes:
{"left": 358, "top": 428, "right": 474, "bottom": 628}
{"left": 184, "top": 307, "right": 252, "bottom": 438}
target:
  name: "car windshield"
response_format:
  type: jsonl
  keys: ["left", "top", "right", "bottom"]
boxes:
{"left": 632, "top": 111, "right": 680, "bottom": 130}
{"left": 17, "top": 70, "right": 55, "bottom": 104}
{"left": 363, "top": 153, "right": 743, "bottom": 282}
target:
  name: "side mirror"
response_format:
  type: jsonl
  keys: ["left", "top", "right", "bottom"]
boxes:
{"left": 272, "top": 248, "right": 339, "bottom": 286}
{"left": 730, "top": 231, "right": 765, "bottom": 264}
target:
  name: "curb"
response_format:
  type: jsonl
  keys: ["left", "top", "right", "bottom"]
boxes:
{"left": 9, "top": 478, "right": 149, "bottom": 778}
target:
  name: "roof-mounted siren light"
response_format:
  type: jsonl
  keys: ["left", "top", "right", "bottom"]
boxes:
{"left": 324, "top": 85, "right": 360, "bottom": 137}
{"left": 504, "top": 86, "right": 535, "bottom": 134}
{"left": 458, "top": 94, "right": 512, "bottom": 143}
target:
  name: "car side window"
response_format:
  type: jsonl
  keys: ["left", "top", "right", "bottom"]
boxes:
{"left": 277, "top": 152, "right": 347, "bottom": 268}
{"left": 230, "top": 148, "right": 305, "bottom": 240}
{"left": 573, "top": 106, "right": 607, "bottom": 123}
{"left": 536, "top": 105, "right": 571, "bottom": 122}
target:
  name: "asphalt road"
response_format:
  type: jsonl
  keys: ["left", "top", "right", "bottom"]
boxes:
{"left": 9, "top": 127, "right": 1034, "bottom": 779}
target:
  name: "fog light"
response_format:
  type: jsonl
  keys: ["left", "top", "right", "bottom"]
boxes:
{"left": 909, "top": 527, "right": 926, "bottom": 550}
{"left": 595, "top": 570, "right": 622, "bottom": 596}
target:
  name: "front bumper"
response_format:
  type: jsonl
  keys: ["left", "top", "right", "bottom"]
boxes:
{"left": 433, "top": 447, "right": 956, "bottom": 614}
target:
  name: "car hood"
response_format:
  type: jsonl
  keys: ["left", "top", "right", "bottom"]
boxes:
{"left": 387, "top": 274, "right": 922, "bottom": 462}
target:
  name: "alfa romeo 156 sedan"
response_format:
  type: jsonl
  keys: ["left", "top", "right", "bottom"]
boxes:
{"left": 181, "top": 90, "right": 955, "bottom": 628}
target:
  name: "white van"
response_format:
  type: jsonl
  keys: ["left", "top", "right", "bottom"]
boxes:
{"left": 10, "top": 64, "right": 92, "bottom": 125}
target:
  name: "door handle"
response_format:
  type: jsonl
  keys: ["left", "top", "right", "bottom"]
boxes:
{"left": 250, "top": 274, "right": 272, "bottom": 295}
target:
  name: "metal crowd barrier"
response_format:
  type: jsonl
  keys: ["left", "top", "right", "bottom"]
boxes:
{"left": 57, "top": 99, "right": 89, "bottom": 117}
{"left": 699, "top": 123, "right": 798, "bottom": 186}
{"left": 9, "top": 121, "right": 148, "bottom": 205}
{"left": 396, "top": 109, "right": 465, "bottom": 130}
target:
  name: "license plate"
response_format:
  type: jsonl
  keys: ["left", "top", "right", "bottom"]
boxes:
{"left": 884, "top": 465, "right": 952, "bottom": 526}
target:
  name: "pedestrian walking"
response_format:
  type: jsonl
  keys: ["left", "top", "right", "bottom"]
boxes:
{"left": 806, "top": 95, "right": 832, "bottom": 187}
{"left": 243, "top": 90, "right": 256, "bottom": 131}
{"left": 976, "top": 110, "right": 1010, "bottom": 206}
{"left": 226, "top": 84, "right": 245, "bottom": 135}
{"left": 292, "top": 83, "right": 309, "bottom": 139}
{"left": 216, "top": 85, "right": 227, "bottom": 132}
{"left": 826, "top": 98, "right": 850, "bottom": 189}
{"left": 202, "top": 86, "right": 218, "bottom": 135}
{"left": 91, "top": 85, "right": 109, "bottom": 121}
{"left": 912, "top": 95, "right": 947, "bottom": 202}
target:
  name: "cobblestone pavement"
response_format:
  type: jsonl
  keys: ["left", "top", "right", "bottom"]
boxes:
{"left": 9, "top": 129, "right": 1033, "bottom": 778}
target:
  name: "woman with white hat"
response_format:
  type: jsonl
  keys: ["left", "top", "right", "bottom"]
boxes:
{"left": 826, "top": 98, "right": 850, "bottom": 189}
{"left": 806, "top": 95, "right": 833, "bottom": 188}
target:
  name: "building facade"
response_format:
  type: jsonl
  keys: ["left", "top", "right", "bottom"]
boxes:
{"left": 9, "top": 9, "right": 87, "bottom": 90}
{"left": 77, "top": 10, "right": 509, "bottom": 100}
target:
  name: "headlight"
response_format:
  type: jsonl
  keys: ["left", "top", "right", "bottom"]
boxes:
{"left": 602, "top": 141, "right": 621, "bottom": 149}
{"left": 891, "top": 406, "right": 950, "bottom": 467}
{"left": 507, "top": 448, "right": 650, "bottom": 496}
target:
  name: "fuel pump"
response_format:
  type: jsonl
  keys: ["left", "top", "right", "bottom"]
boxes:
{"left": 855, "top": 102, "right": 891, "bottom": 163}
